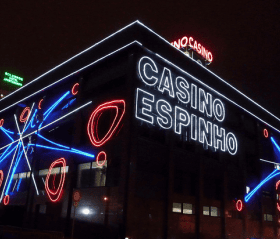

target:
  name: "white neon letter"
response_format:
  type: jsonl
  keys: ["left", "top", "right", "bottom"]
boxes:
{"left": 191, "top": 114, "right": 197, "bottom": 141}
{"left": 156, "top": 99, "right": 172, "bottom": 129}
{"left": 199, "top": 88, "right": 213, "bottom": 118}
{"left": 189, "top": 37, "right": 194, "bottom": 48}
{"left": 135, "top": 88, "right": 154, "bottom": 124}
{"left": 213, "top": 98, "right": 225, "bottom": 122}
{"left": 191, "top": 84, "right": 197, "bottom": 110}
{"left": 175, "top": 76, "right": 190, "bottom": 105}
{"left": 226, "top": 132, "right": 238, "bottom": 155}
{"left": 199, "top": 117, "right": 212, "bottom": 147}
{"left": 138, "top": 56, "right": 159, "bottom": 86}
{"left": 158, "top": 67, "right": 175, "bottom": 98}
{"left": 213, "top": 124, "right": 225, "bottom": 151}
{"left": 174, "top": 106, "right": 190, "bottom": 135}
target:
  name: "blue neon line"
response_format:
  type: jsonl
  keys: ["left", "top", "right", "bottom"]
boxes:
{"left": 62, "top": 98, "right": 76, "bottom": 110}
{"left": 0, "top": 144, "right": 13, "bottom": 162}
{"left": 37, "top": 134, "right": 70, "bottom": 150}
{"left": 5, "top": 143, "right": 22, "bottom": 195}
{"left": 0, "top": 127, "right": 14, "bottom": 141}
{"left": 43, "top": 91, "right": 70, "bottom": 121}
{"left": 1, "top": 128, "right": 14, "bottom": 135}
{"left": 29, "top": 144, "right": 95, "bottom": 158}
{"left": 245, "top": 169, "right": 280, "bottom": 202}
{"left": 0, "top": 144, "right": 18, "bottom": 164}
{"left": 24, "top": 109, "right": 38, "bottom": 130}
{"left": 17, "top": 178, "right": 22, "bottom": 192}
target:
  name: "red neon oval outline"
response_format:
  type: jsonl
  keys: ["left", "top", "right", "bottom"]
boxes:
{"left": 264, "top": 129, "right": 269, "bottom": 138}
{"left": 45, "top": 158, "right": 66, "bottom": 202}
{"left": 0, "top": 170, "right": 3, "bottom": 188}
{"left": 38, "top": 99, "right": 44, "bottom": 110}
{"left": 87, "top": 100, "right": 125, "bottom": 147}
{"left": 276, "top": 180, "right": 280, "bottom": 211}
{"left": 0, "top": 119, "right": 4, "bottom": 127}
{"left": 20, "top": 107, "right": 31, "bottom": 123}
{"left": 97, "top": 151, "right": 107, "bottom": 166}
{"left": 236, "top": 199, "right": 243, "bottom": 212}
{"left": 3, "top": 195, "right": 9, "bottom": 205}
{"left": 72, "top": 83, "right": 79, "bottom": 95}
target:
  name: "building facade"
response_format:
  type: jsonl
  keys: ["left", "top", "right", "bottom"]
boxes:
{"left": 0, "top": 21, "right": 279, "bottom": 238}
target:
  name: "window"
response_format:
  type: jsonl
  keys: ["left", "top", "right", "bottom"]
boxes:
{"left": 77, "top": 161, "right": 107, "bottom": 188}
{"left": 11, "top": 171, "right": 31, "bottom": 192}
{"left": 172, "top": 203, "right": 182, "bottom": 213}
{"left": 203, "top": 206, "right": 210, "bottom": 216}
{"left": 203, "top": 206, "right": 220, "bottom": 217}
{"left": 264, "top": 214, "right": 273, "bottom": 221}
{"left": 183, "top": 203, "right": 194, "bottom": 214}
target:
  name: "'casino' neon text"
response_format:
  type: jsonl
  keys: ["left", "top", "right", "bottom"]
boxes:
{"left": 171, "top": 36, "right": 213, "bottom": 62}
{"left": 135, "top": 56, "right": 237, "bottom": 155}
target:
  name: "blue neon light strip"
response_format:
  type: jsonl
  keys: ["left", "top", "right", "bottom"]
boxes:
{"left": 28, "top": 144, "right": 95, "bottom": 158}
{"left": 5, "top": 145, "right": 25, "bottom": 195}
{"left": 0, "top": 144, "right": 18, "bottom": 164}
{"left": 1, "top": 127, "right": 14, "bottom": 141}
{"left": 1, "top": 128, "right": 14, "bottom": 135}
{"left": 245, "top": 137, "right": 280, "bottom": 202}
{"left": 17, "top": 178, "right": 22, "bottom": 192}
{"left": 37, "top": 134, "right": 71, "bottom": 150}
{"left": 25, "top": 109, "right": 38, "bottom": 130}
{"left": 42, "top": 91, "right": 70, "bottom": 123}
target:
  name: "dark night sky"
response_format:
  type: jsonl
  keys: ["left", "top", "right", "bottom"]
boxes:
{"left": 1, "top": 0, "right": 280, "bottom": 117}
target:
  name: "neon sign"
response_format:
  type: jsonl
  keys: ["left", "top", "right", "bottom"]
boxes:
{"left": 3, "top": 72, "right": 23, "bottom": 87}
{"left": 171, "top": 36, "right": 213, "bottom": 63}
{"left": 136, "top": 56, "right": 237, "bottom": 155}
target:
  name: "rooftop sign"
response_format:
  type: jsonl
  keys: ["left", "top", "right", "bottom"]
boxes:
{"left": 3, "top": 72, "right": 24, "bottom": 87}
{"left": 171, "top": 36, "right": 213, "bottom": 63}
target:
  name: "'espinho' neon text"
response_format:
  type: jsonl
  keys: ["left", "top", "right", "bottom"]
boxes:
{"left": 135, "top": 56, "right": 237, "bottom": 155}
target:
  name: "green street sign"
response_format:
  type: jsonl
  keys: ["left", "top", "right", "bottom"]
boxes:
{"left": 3, "top": 72, "right": 23, "bottom": 87}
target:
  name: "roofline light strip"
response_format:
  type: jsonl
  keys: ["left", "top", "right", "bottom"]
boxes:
{"left": 0, "top": 101, "right": 92, "bottom": 151}
{"left": 136, "top": 21, "right": 280, "bottom": 123}
{"left": 0, "top": 41, "right": 141, "bottom": 114}
{"left": 0, "top": 21, "right": 140, "bottom": 102}
{"left": 260, "top": 158, "right": 280, "bottom": 166}
{"left": 155, "top": 53, "right": 280, "bottom": 134}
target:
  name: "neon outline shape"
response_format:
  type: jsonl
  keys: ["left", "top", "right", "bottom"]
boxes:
{"left": 0, "top": 170, "right": 3, "bottom": 188}
{"left": 0, "top": 119, "right": 4, "bottom": 127}
{"left": 45, "top": 158, "right": 66, "bottom": 202}
{"left": 3, "top": 195, "right": 9, "bottom": 205}
{"left": 263, "top": 129, "right": 268, "bottom": 138}
{"left": 72, "top": 83, "right": 79, "bottom": 95}
{"left": 38, "top": 99, "right": 44, "bottom": 109}
{"left": 96, "top": 151, "right": 107, "bottom": 166}
{"left": 276, "top": 180, "right": 280, "bottom": 212}
{"left": 236, "top": 200, "right": 243, "bottom": 212}
{"left": 87, "top": 100, "right": 125, "bottom": 147}
{"left": 20, "top": 107, "right": 31, "bottom": 123}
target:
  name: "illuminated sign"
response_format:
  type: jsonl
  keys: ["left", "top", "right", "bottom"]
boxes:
{"left": 171, "top": 36, "right": 213, "bottom": 63}
{"left": 135, "top": 56, "right": 237, "bottom": 155}
{"left": 3, "top": 72, "right": 24, "bottom": 87}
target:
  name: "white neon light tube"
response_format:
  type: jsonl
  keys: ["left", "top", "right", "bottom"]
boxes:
{"left": 0, "top": 21, "right": 141, "bottom": 102}
{"left": 0, "top": 41, "right": 141, "bottom": 114}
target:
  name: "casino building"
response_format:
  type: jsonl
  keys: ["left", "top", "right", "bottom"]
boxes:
{"left": 0, "top": 21, "right": 280, "bottom": 238}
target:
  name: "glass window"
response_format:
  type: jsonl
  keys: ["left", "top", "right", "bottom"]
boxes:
{"left": 183, "top": 203, "right": 193, "bottom": 214}
{"left": 211, "top": 206, "right": 218, "bottom": 217}
{"left": 265, "top": 214, "right": 273, "bottom": 221}
{"left": 172, "top": 203, "right": 182, "bottom": 213}
{"left": 203, "top": 206, "right": 210, "bottom": 215}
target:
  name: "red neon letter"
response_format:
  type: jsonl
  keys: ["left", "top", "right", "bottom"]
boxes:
{"left": 236, "top": 199, "right": 243, "bottom": 211}
{"left": 0, "top": 170, "right": 3, "bottom": 188}
{"left": 38, "top": 99, "right": 44, "bottom": 110}
{"left": 87, "top": 100, "right": 125, "bottom": 147}
{"left": 276, "top": 180, "right": 280, "bottom": 211}
{"left": 180, "top": 37, "right": 188, "bottom": 48}
{"left": 20, "top": 107, "right": 31, "bottom": 123}
{"left": 189, "top": 37, "right": 194, "bottom": 48}
{"left": 0, "top": 119, "right": 4, "bottom": 127}
{"left": 263, "top": 129, "right": 269, "bottom": 138}
{"left": 97, "top": 151, "right": 107, "bottom": 166}
{"left": 173, "top": 39, "right": 181, "bottom": 49}
{"left": 72, "top": 83, "right": 79, "bottom": 95}
{"left": 45, "top": 158, "right": 66, "bottom": 202}
{"left": 3, "top": 195, "right": 9, "bottom": 205}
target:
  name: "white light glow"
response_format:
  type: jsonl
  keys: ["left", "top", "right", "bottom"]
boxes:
{"left": 82, "top": 208, "right": 90, "bottom": 215}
